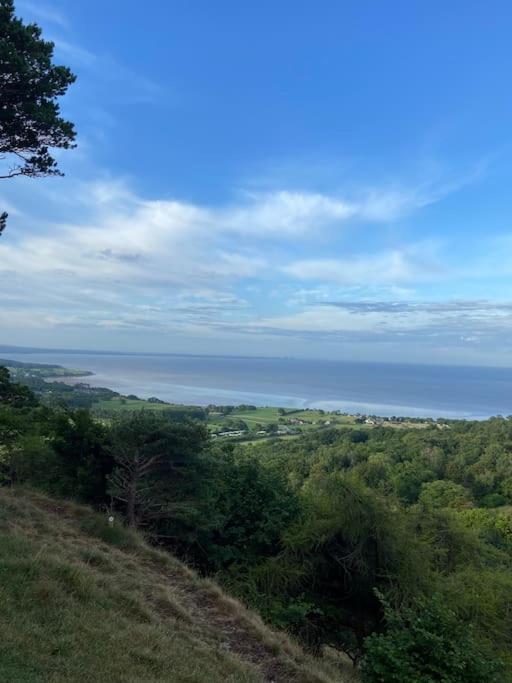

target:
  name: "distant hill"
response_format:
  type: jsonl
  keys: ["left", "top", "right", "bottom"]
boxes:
{"left": 0, "top": 488, "right": 354, "bottom": 683}
{"left": 0, "top": 344, "right": 115, "bottom": 355}
{"left": 0, "top": 345, "right": 59, "bottom": 354}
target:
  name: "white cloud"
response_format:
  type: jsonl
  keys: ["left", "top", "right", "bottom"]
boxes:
{"left": 283, "top": 247, "right": 444, "bottom": 285}
{"left": 221, "top": 185, "right": 445, "bottom": 236}
{"left": 1, "top": 181, "right": 441, "bottom": 304}
{"left": 223, "top": 191, "right": 355, "bottom": 235}
{"left": 3, "top": 173, "right": 500, "bottom": 361}
{"left": 0, "top": 180, "right": 272, "bottom": 341}
{"left": 358, "top": 188, "right": 431, "bottom": 221}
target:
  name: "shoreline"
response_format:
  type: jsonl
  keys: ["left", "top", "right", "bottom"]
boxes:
{"left": 4, "top": 354, "right": 507, "bottom": 421}
{"left": 59, "top": 371, "right": 485, "bottom": 421}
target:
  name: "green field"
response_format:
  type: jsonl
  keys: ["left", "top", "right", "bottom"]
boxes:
{"left": 92, "top": 396, "right": 175, "bottom": 413}
{"left": 206, "top": 406, "right": 362, "bottom": 443}
{"left": 207, "top": 407, "right": 279, "bottom": 432}
{"left": 218, "top": 407, "right": 356, "bottom": 427}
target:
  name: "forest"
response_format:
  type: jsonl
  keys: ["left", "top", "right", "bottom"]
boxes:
{"left": 1, "top": 365, "right": 511, "bottom": 682}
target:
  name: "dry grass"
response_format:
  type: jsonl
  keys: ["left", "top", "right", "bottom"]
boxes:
{"left": 0, "top": 488, "right": 356, "bottom": 683}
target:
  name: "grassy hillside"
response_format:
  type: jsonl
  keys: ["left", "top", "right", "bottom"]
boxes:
{"left": 0, "top": 488, "right": 354, "bottom": 683}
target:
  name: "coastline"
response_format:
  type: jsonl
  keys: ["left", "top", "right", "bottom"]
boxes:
{"left": 58, "top": 369, "right": 482, "bottom": 420}
{"left": 4, "top": 352, "right": 511, "bottom": 420}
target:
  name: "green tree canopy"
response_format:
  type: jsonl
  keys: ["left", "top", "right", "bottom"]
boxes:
{"left": 108, "top": 412, "right": 209, "bottom": 528}
{"left": 0, "top": 366, "right": 38, "bottom": 408}
{"left": 418, "top": 479, "right": 473, "bottom": 510}
{"left": 0, "top": 0, "right": 76, "bottom": 215}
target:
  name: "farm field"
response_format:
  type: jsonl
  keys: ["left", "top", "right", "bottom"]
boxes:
{"left": 92, "top": 396, "right": 175, "bottom": 413}
{"left": 205, "top": 406, "right": 366, "bottom": 442}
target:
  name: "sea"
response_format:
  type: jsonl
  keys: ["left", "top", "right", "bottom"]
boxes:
{"left": 3, "top": 350, "right": 512, "bottom": 420}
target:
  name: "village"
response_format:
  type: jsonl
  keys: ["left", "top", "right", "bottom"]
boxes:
{"left": 207, "top": 406, "right": 437, "bottom": 441}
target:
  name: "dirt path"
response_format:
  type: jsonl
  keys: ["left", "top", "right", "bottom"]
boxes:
{"left": 142, "top": 557, "right": 308, "bottom": 682}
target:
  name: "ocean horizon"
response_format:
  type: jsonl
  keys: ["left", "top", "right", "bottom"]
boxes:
{"left": 3, "top": 350, "right": 512, "bottom": 419}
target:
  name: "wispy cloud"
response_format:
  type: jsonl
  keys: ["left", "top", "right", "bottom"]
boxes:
{"left": 17, "top": 0, "right": 68, "bottom": 28}
{"left": 282, "top": 245, "right": 445, "bottom": 285}
{"left": 223, "top": 186, "right": 449, "bottom": 236}
{"left": 51, "top": 39, "right": 167, "bottom": 105}
{"left": 316, "top": 300, "right": 512, "bottom": 314}
{"left": 52, "top": 38, "right": 97, "bottom": 67}
{"left": 223, "top": 191, "right": 355, "bottom": 236}
{"left": 209, "top": 299, "right": 512, "bottom": 351}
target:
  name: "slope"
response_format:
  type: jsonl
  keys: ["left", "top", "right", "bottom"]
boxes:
{"left": 0, "top": 488, "right": 355, "bottom": 683}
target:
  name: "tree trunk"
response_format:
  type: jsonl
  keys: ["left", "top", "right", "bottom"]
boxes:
{"left": 126, "top": 482, "right": 137, "bottom": 527}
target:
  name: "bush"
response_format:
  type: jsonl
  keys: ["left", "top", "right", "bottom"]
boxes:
{"left": 480, "top": 493, "right": 507, "bottom": 508}
{"left": 418, "top": 480, "right": 472, "bottom": 510}
{"left": 5, "top": 435, "right": 60, "bottom": 489}
{"left": 361, "top": 594, "right": 503, "bottom": 683}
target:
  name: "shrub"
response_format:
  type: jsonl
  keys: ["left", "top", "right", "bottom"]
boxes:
{"left": 361, "top": 594, "right": 503, "bottom": 683}
{"left": 418, "top": 480, "right": 472, "bottom": 510}
{"left": 480, "top": 493, "right": 507, "bottom": 508}
{"left": 6, "top": 435, "right": 59, "bottom": 489}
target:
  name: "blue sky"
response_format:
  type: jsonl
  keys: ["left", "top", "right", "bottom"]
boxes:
{"left": 2, "top": 0, "right": 512, "bottom": 364}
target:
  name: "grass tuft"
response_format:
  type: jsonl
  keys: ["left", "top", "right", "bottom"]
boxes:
{"left": 78, "top": 513, "right": 141, "bottom": 550}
